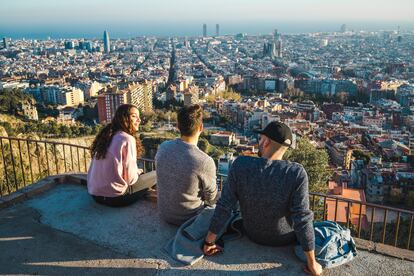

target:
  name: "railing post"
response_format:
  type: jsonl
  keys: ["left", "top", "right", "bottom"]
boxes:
{"left": 8, "top": 138, "right": 18, "bottom": 190}
{"left": 0, "top": 138, "right": 11, "bottom": 195}
{"left": 35, "top": 142, "right": 41, "bottom": 177}
{"left": 394, "top": 212, "right": 401, "bottom": 247}
{"left": 83, "top": 148, "right": 87, "bottom": 172}
{"left": 407, "top": 215, "right": 413, "bottom": 250}
{"left": 26, "top": 140, "right": 34, "bottom": 183}
{"left": 346, "top": 201, "right": 351, "bottom": 229}
{"left": 370, "top": 207, "right": 376, "bottom": 241}
{"left": 53, "top": 143, "right": 59, "bottom": 174}
{"left": 76, "top": 147, "right": 81, "bottom": 172}
{"left": 382, "top": 209, "right": 388, "bottom": 244}
{"left": 357, "top": 203, "right": 363, "bottom": 238}
{"left": 70, "top": 146, "right": 74, "bottom": 171}
{"left": 63, "top": 144, "right": 67, "bottom": 173}
{"left": 44, "top": 142, "right": 50, "bottom": 176}
{"left": 17, "top": 140, "right": 26, "bottom": 187}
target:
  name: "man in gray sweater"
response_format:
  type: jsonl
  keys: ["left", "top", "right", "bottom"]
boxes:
{"left": 155, "top": 105, "right": 218, "bottom": 225}
{"left": 203, "top": 121, "right": 322, "bottom": 276}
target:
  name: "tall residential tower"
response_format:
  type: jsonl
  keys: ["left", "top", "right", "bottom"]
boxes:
{"left": 103, "top": 30, "right": 110, "bottom": 53}
{"left": 203, "top": 24, "right": 207, "bottom": 37}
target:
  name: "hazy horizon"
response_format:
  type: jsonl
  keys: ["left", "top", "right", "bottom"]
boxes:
{"left": 1, "top": 21, "right": 414, "bottom": 40}
{"left": 1, "top": 0, "right": 414, "bottom": 39}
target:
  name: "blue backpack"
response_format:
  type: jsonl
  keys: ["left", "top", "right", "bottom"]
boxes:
{"left": 295, "top": 220, "right": 357, "bottom": 268}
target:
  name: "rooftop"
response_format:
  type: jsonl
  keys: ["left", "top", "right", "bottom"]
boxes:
{"left": 1, "top": 176, "right": 414, "bottom": 275}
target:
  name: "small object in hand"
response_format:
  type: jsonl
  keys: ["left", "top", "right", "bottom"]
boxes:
{"left": 204, "top": 240, "right": 224, "bottom": 256}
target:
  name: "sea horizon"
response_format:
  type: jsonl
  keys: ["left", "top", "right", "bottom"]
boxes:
{"left": 1, "top": 20, "right": 414, "bottom": 40}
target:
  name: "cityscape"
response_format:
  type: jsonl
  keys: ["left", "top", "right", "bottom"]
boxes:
{"left": 0, "top": 1, "right": 414, "bottom": 272}
{"left": 2, "top": 23, "right": 414, "bottom": 209}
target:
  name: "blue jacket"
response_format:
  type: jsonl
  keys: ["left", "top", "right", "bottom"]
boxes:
{"left": 295, "top": 220, "right": 357, "bottom": 268}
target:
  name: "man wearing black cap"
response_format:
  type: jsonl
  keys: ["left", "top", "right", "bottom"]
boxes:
{"left": 203, "top": 121, "right": 322, "bottom": 275}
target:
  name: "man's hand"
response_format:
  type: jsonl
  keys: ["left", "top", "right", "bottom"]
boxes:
{"left": 304, "top": 250, "right": 323, "bottom": 275}
{"left": 203, "top": 231, "right": 221, "bottom": 256}
{"left": 203, "top": 243, "right": 223, "bottom": 256}
{"left": 305, "top": 260, "right": 323, "bottom": 276}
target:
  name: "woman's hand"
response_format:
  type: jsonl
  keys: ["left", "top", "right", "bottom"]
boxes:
{"left": 138, "top": 168, "right": 144, "bottom": 175}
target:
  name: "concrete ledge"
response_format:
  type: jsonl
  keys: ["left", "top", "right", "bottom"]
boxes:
{"left": 355, "top": 238, "right": 414, "bottom": 262}
{"left": 0, "top": 190, "right": 26, "bottom": 209}
{"left": 355, "top": 238, "right": 376, "bottom": 251}
{"left": 376, "top": 243, "right": 414, "bottom": 262}
{"left": 1, "top": 175, "right": 414, "bottom": 264}
{"left": 64, "top": 173, "right": 87, "bottom": 186}
{"left": 0, "top": 175, "right": 64, "bottom": 210}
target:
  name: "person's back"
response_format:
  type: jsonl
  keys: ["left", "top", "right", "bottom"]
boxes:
{"left": 204, "top": 121, "right": 322, "bottom": 275}
{"left": 155, "top": 104, "right": 217, "bottom": 225}
{"left": 213, "top": 156, "right": 313, "bottom": 246}
{"left": 156, "top": 138, "right": 217, "bottom": 225}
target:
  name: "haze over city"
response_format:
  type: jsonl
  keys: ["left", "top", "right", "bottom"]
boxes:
{"left": 1, "top": 0, "right": 414, "bottom": 38}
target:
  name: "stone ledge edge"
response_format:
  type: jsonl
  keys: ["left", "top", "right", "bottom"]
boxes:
{"left": 0, "top": 173, "right": 87, "bottom": 210}
{"left": 0, "top": 175, "right": 413, "bottom": 262}
{"left": 354, "top": 238, "right": 414, "bottom": 262}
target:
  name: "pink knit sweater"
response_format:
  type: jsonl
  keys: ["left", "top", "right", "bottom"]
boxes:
{"left": 87, "top": 131, "right": 139, "bottom": 197}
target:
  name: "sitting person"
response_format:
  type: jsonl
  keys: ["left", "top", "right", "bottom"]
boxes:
{"left": 155, "top": 104, "right": 218, "bottom": 225}
{"left": 87, "top": 104, "right": 156, "bottom": 207}
{"left": 203, "top": 121, "right": 323, "bottom": 276}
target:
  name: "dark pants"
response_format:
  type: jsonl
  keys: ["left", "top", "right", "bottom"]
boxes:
{"left": 92, "top": 171, "right": 156, "bottom": 207}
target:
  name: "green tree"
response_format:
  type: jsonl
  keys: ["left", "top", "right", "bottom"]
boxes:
{"left": 352, "top": 149, "right": 372, "bottom": 164}
{"left": 0, "top": 88, "right": 35, "bottom": 115}
{"left": 198, "top": 138, "right": 211, "bottom": 153}
{"left": 284, "top": 137, "right": 331, "bottom": 193}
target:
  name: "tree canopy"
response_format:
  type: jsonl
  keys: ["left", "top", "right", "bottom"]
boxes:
{"left": 284, "top": 137, "right": 331, "bottom": 193}
{"left": 0, "top": 88, "right": 35, "bottom": 116}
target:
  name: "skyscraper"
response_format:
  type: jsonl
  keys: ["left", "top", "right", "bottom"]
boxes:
{"left": 273, "top": 29, "right": 280, "bottom": 40}
{"left": 103, "top": 30, "right": 110, "bottom": 53}
{"left": 3, "top": 37, "right": 8, "bottom": 49}
{"left": 340, "top": 24, "right": 347, "bottom": 33}
{"left": 203, "top": 24, "right": 207, "bottom": 37}
{"left": 276, "top": 39, "right": 282, "bottom": 58}
{"left": 216, "top": 24, "right": 220, "bottom": 37}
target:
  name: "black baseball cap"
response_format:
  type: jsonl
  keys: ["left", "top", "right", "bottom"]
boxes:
{"left": 254, "top": 121, "right": 293, "bottom": 147}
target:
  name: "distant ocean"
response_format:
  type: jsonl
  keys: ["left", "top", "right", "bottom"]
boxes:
{"left": 1, "top": 21, "right": 413, "bottom": 39}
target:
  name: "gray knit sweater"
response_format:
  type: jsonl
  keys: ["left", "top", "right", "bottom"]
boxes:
{"left": 155, "top": 139, "right": 218, "bottom": 225}
{"left": 209, "top": 156, "right": 315, "bottom": 251}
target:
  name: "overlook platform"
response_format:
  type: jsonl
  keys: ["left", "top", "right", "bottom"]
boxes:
{"left": 1, "top": 176, "right": 414, "bottom": 275}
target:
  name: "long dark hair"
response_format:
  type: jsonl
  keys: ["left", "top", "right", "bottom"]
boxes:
{"left": 91, "top": 104, "right": 143, "bottom": 160}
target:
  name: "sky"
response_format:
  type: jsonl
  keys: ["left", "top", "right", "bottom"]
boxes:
{"left": 1, "top": 0, "right": 414, "bottom": 38}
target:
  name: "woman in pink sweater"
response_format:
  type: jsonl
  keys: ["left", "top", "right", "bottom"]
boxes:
{"left": 87, "top": 104, "right": 156, "bottom": 207}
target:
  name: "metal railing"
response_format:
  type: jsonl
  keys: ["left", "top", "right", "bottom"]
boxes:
{"left": 310, "top": 193, "right": 414, "bottom": 251}
{"left": 0, "top": 136, "right": 91, "bottom": 196}
{"left": 0, "top": 137, "right": 413, "bottom": 251}
{"left": 138, "top": 158, "right": 414, "bottom": 251}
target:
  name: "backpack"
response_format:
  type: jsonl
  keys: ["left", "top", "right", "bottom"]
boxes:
{"left": 295, "top": 220, "right": 357, "bottom": 268}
